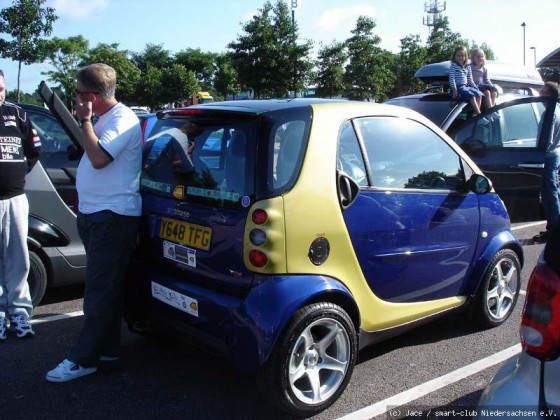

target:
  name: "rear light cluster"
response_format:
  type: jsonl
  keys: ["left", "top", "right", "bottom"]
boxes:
{"left": 248, "top": 209, "right": 269, "bottom": 268}
{"left": 520, "top": 263, "right": 560, "bottom": 359}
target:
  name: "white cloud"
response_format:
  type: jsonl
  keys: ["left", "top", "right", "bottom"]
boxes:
{"left": 48, "top": 0, "right": 109, "bottom": 20}
{"left": 313, "top": 5, "right": 376, "bottom": 33}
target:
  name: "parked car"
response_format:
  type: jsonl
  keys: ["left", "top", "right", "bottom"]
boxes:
{"left": 18, "top": 95, "right": 85, "bottom": 306}
{"left": 125, "top": 98, "right": 523, "bottom": 417}
{"left": 138, "top": 112, "right": 156, "bottom": 141}
{"left": 386, "top": 61, "right": 555, "bottom": 221}
{"left": 15, "top": 82, "right": 89, "bottom": 306}
{"left": 475, "top": 225, "right": 560, "bottom": 418}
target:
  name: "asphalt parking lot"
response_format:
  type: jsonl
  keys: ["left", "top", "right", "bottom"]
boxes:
{"left": 0, "top": 220, "right": 547, "bottom": 420}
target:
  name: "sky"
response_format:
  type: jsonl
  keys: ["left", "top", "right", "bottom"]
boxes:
{"left": 0, "top": 0, "right": 558, "bottom": 94}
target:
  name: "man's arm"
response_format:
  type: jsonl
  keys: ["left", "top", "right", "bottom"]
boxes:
{"left": 80, "top": 119, "right": 112, "bottom": 169}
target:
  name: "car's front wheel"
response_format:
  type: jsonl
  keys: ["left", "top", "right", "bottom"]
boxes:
{"left": 28, "top": 251, "right": 48, "bottom": 306}
{"left": 255, "top": 302, "right": 357, "bottom": 417}
{"left": 470, "top": 249, "right": 521, "bottom": 328}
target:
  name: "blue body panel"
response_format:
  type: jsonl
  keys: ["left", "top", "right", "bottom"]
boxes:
{"left": 126, "top": 259, "right": 355, "bottom": 373}
{"left": 343, "top": 190, "right": 481, "bottom": 302}
{"left": 465, "top": 193, "right": 523, "bottom": 295}
{"left": 140, "top": 194, "right": 253, "bottom": 291}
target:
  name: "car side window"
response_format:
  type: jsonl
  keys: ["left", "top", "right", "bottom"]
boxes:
{"left": 26, "top": 109, "right": 74, "bottom": 168}
{"left": 501, "top": 102, "right": 540, "bottom": 147}
{"left": 452, "top": 102, "right": 542, "bottom": 150}
{"left": 355, "top": 116, "right": 466, "bottom": 191}
{"left": 336, "top": 121, "right": 367, "bottom": 186}
{"left": 272, "top": 120, "right": 307, "bottom": 190}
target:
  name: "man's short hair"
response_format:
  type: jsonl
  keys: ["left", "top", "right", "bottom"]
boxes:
{"left": 76, "top": 63, "right": 116, "bottom": 100}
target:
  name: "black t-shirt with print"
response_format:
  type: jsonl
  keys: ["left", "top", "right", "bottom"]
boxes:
{"left": 0, "top": 102, "right": 41, "bottom": 199}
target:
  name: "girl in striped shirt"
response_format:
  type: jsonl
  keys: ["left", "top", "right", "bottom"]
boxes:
{"left": 449, "top": 45, "right": 484, "bottom": 115}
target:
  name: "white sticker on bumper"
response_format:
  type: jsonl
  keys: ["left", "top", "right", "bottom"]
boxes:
{"left": 151, "top": 281, "right": 199, "bottom": 317}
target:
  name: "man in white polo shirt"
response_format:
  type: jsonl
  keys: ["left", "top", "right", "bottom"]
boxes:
{"left": 46, "top": 63, "right": 142, "bottom": 382}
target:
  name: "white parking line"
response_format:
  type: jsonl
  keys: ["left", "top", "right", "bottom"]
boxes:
{"left": 511, "top": 220, "right": 545, "bottom": 231}
{"left": 31, "top": 311, "right": 84, "bottom": 324}
{"left": 337, "top": 344, "right": 521, "bottom": 420}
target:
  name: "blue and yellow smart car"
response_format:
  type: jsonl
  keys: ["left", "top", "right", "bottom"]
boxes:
{"left": 125, "top": 99, "right": 523, "bottom": 416}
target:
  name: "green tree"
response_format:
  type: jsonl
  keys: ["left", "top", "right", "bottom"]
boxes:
{"left": 227, "top": 0, "right": 313, "bottom": 98}
{"left": 6, "top": 89, "right": 42, "bottom": 105}
{"left": 174, "top": 48, "right": 217, "bottom": 92}
{"left": 42, "top": 35, "right": 89, "bottom": 109}
{"left": 425, "top": 17, "right": 468, "bottom": 63}
{"left": 395, "top": 34, "right": 428, "bottom": 96}
{"left": 0, "top": 0, "right": 58, "bottom": 101}
{"left": 344, "top": 16, "right": 395, "bottom": 102}
{"left": 314, "top": 41, "right": 347, "bottom": 98}
{"left": 131, "top": 43, "right": 171, "bottom": 72}
{"left": 160, "top": 64, "right": 199, "bottom": 107}
{"left": 214, "top": 53, "right": 240, "bottom": 100}
{"left": 467, "top": 41, "right": 496, "bottom": 60}
{"left": 81, "top": 43, "right": 141, "bottom": 103}
{"left": 135, "top": 66, "right": 163, "bottom": 111}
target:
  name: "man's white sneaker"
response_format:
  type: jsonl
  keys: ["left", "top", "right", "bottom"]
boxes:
{"left": 0, "top": 318, "right": 7, "bottom": 340}
{"left": 9, "top": 314, "right": 34, "bottom": 338}
{"left": 46, "top": 359, "right": 97, "bottom": 382}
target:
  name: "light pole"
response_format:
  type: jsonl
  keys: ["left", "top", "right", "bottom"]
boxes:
{"left": 530, "top": 46, "right": 537, "bottom": 68}
{"left": 291, "top": 0, "right": 297, "bottom": 98}
{"left": 521, "top": 22, "right": 526, "bottom": 65}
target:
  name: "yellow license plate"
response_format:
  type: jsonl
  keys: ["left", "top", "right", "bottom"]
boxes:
{"left": 159, "top": 217, "right": 212, "bottom": 251}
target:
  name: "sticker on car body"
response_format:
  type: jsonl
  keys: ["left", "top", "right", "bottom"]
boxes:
{"left": 187, "top": 186, "right": 240, "bottom": 202}
{"left": 151, "top": 281, "right": 199, "bottom": 317}
{"left": 163, "top": 240, "right": 197, "bottom": 267}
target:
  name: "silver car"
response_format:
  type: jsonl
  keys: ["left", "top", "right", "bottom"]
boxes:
{"left": 475, "top": 228, "right": 560, "bottom": 417}
{"left": 21, "top": 83, "right": 86, "bottom": 305}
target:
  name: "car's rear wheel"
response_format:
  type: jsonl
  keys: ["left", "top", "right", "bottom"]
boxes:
{"left": 28, "top": 251, "right": 48, "bottom": 307}
{"left": 471, "top": 249, "right": 521, "bottom": 328}
{"left": 255, "top": 302, "right": 357, "bottom": 417}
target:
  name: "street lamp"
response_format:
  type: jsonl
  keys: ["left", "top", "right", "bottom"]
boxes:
{"left": 521, "top": 22, "right": 526, "bottom": 65}
{"left": 291, "top": 0, "right": 298, "bottom": 98}
{"left": 530, "top": 46, "right": 537, "bottom": 68}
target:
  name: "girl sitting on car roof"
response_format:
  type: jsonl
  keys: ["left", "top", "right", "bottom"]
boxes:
{"left": 449, "top": 45, "right": 484, "bottom": 115}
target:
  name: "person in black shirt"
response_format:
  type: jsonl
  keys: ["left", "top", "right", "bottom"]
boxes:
{"left": 0, "top": 70, "right": 41, "bottom": 340}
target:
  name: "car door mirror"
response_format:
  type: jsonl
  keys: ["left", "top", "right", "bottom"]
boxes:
{"left": 337, "top": 171, "right": 360, "bottom": 210}
{"left": 467, "top": 173, "right": 493, "bottom": 194}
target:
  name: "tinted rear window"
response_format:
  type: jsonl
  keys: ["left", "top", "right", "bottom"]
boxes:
{"left": 142, "top": 117, "right": 257, "bottom": 209}
{"left": 141, "top": 107, "right": 313, "bottom": 209}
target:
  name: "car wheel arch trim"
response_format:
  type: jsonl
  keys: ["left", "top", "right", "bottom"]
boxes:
{"left": 244, "top": 274, "right": 360, "bottom": 371}
{"left": 465, "top": 234, "right": 523, "bottom": 297}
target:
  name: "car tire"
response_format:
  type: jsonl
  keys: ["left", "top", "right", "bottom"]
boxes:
{"left": 28, "top": 251, "right": 48, "bottom": 307}
{"left": 470, "top": 249, "right": 521, "bottom": 328}
{"left": 255, "top": 302, "right": 357, "bottom": 417}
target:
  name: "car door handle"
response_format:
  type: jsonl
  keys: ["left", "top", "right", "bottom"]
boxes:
{"left": 517, "top": 163, "right": 544, "bottom": 169}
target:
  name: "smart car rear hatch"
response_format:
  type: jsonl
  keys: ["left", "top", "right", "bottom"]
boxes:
{"left": 137, "top": 107, "right": 261, "bottom": 292}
